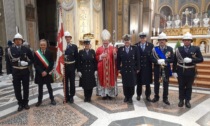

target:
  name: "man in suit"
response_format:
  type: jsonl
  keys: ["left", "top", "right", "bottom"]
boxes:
{"left": 135, "top": 32, "right": 153, "bottom": 102}
{"left": 151, "top": 32, "right": 174, "bottom": 105}
{"left": 34, "top": 39, "right": 56, "bottom": 107}
{"left": 173, "top": 32, "right": 203, "bottom": 108}
{"left": 8, "top": 33, "right": 34, "bottom": 111}
{"left": 64, "top": 31, "right": 78, "bottom": 103}
{"left": 117, "top": 34, "right": 140, "bottom": 104}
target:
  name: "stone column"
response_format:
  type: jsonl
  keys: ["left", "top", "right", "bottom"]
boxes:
{"left": 0, "top": 0, "right": 6, "bottom": 47}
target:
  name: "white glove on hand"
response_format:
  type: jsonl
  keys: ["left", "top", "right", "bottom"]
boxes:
{"left": 20, "top": 61, "right": 28, "bottom": 66}
{"left": 77, "top": 72, "right": 82, "bottom": 78}
{"left": 8, "top": 74, "right": 13, "bottom": 80}
{"left": 157, "top": 59, "right": 165, "bottom": 65}
{"left": 172, "top": 73, "right": 178, "bottom": 78}
{"left": 94, "top": 71, "right": 98, "bottom": 78}
{"left": 183, "top": 57, "right": 192, "bottom": 63}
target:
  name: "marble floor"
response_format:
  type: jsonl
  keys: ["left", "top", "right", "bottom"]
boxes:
{"left": 0, "top": 73, "right": 210, "bottom": 126}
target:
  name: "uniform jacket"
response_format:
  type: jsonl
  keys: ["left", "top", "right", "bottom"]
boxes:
{"left": 117, "top": 45, "right": 140, "bottom": 87}
{"left": 78, "top": 49, "right": 97, "bottom": 89}
{"left": 152, "top": 46, "right": 174, "bottom": 79}
{"left": 64, "top": 44, "right": 78, "bottom": 70}
{"left": 135, "top": 42, "right": 153, "bottom": 85}
{"left": 173, "top": 46, "right": 203, "bottom": 77}
{"left": 34, "top": 49, "right": 54, "bottom": 84}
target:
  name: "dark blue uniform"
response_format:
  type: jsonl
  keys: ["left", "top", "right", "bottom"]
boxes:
{"left": 78, "top": 49, "right": 97, "bottom": 101}
{"left": 8, "top": 45, "right": 34, "bottom": 107}
{"left": 173, "top": 46, "right": 203, "bottom": 102}
{"left": 117, "top": 45, "right": 140, "bottom": 102}
{"left": 135, "top": 42, "right": 153, "bottom": 99}
{"left": 64, "top": 44, "right": 78, "bottom": 103}
{"left": 152, "top": 46, "right": 174, "bottom": 101}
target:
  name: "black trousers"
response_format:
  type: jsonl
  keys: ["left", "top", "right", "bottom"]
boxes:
{"left": 84, "top": 89, "right": 93, "bottom": 99}
{"left": 123, "top": 86, "right": 135, "bottom": 99}
{"left": 12, "top": 69, "right": 30, "bottom": 106}
{"left": 178, "top": 76, "right": 195, "bottom": 101}
{"left": 154, "top": 80, "right": 169, "bottom": 100}
{"left": 65, "top": 64, "right": 76, "bottom": 101}
{"left": 0, "top": 59, "right": 2, "bottom": 73}
{"left": 38, "top": 83, "right": 54, "bottom": 102}
{"left": 136, "top": 84, "right": 151, "bottom": 98}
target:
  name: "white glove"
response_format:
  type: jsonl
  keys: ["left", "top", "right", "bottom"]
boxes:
{"left": 183, "top": 57, "right": 192, "bottom": 63}
{"left": 172, "top": 73, "right": 178, "bottom": 78}
{"left": 20, "top": 61, "right": 28, "bottom": 66}
{"left": 8, "top": 74, "right": 13, "bottom": 80}
{"left": 157, "top": 59, "right": 165, "bottom": 65}
{"left": 94, "top": 71, "right": 98, "bottom": 78}
{"left": 77, "top": 72, "right": 82, "bottom": 78}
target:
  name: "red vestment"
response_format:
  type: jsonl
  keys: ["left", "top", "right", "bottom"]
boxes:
{"left": 96, "top": 46, "right": 117, "bottom": 88}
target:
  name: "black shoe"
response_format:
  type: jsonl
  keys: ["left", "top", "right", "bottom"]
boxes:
{"left": 152, "top": 97, "right": 159, "bottom": 103}
{"left": 124, "top": 97, "right": 128, "bottom": 102}
{"left": 136, "top": 96, "right": 141, "bottom": 101}
{"left": 178, "top": 100, "right": 184, "bottom": 107}
{"left": 87, "top": 98, "right": 91, "bottom": 102}
{"left": 146, "top": 97, "right": 152, "bottom": 102}
{"left": 84, "top": 98, "right": 88, "bottom": 102}
{"left": 24, "top": 104, "right": 30, "bottom": 110}
{"left": 51, "top": 100, "right": 56, "bottom": 105}
{"left": 163, "top": 99, "right": 170, "bottom": 105}
{"left": 185, "top": 100, "right": 191, "bottom": 108}
{"left": 69, "top": 97, "right": 74, "bottom": 103}
{"left": 17, "top": 105, "right": 24, "bottom": 111}
{"left": 102, "top": 97, "right": 107, "bottom": 100}
{"left": 35, "top": 102, "right": 42, "bottom": 107}
{"left": 108, "top": 96, "right": 112, "bottom": 100}
{"left": 128, "top": 98, "right": 133, "bottom": 104}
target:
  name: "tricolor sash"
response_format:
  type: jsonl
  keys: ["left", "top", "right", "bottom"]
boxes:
{"left": 35, "top": 49, "right": 49, "bottom": 68}
{"left": 154, "top": 47, "right": 172, "bottom": 76}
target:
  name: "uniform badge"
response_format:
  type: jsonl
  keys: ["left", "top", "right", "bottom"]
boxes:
{"left": 165, "top": 51, "right": 171, "bottom": 58}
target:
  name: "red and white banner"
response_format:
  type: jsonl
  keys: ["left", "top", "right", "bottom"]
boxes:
{"left": 55, "top": 8, "right": 65, "bottom": 79}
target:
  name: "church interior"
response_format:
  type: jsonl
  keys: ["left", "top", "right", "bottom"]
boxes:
{"left": 1, "top": 0, "right": 210, "bottom": 126}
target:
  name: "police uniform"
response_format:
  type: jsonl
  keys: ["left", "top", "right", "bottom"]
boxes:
{"left": 135, "top": 32, "right": 153, "bottom": 101}
{"left": 117, "top": 34, "right": 140, "bottom": 103}
{"left": 8, "top": 33, "right": 34, "bottom": 111}
{"left": 77, "top": 40, "right": 97, "bottom": 102}
{"left": 173, "top": 32, "right": 203, "bottom": 108}
{"left": 152, "top": 45, "right": 174, "bottom": 104}
{"left": 64, "top": 32, "right": 78, "bottom": 103}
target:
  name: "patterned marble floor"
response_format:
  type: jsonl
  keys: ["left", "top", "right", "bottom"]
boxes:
{"left": 0, "top": 73, "right": 210, "bottom": 126}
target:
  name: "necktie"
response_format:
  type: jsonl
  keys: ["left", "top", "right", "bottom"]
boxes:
{"left": 160, "top": 47, "right": 164, "bottom": 52}
{"left": 17, "top": 46, "right": 21, "bottom": 52}
{"left": 185, "top": 47, "right": 189, "bottom": 53}
{"left": 86, "top": 50, "right": 89, "bottom": 55}
{"left": 42, "top": 50, "right": 45, "bottom": 55}
{"left": 126, "top": 47, "right": 129, "bottom": 53}
{"left": 141, "top": 44, "right": 145, "bottom": 51}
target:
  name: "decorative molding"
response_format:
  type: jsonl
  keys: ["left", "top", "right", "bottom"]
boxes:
{"left": 61, "top": 0, "right": 74, "bottom": 11}
{"left": 93, "top": 0, "right": 101, "bottom": 12}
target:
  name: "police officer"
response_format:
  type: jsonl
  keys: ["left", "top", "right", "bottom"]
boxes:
{"left": 77, "top": 39, "right": 97, "bottom": 102}
{"left": 151, "top": 32, "right": 174, "bottom": 105}
{"left": 173, "top": 32, "right": 203, "bottom": 108}
{"left": 64, "top": 31, "right": 78, "bottom": 103}
{"left": 135, "top": 32, "right": 153, "bottom": 101}
{"left": 8, "top": 33, "right": 34, "bottom": 111}
{"left": 117, "top": 34, "right": 140, "bottom": 104}
{"left": 5, "top": 40, "right": 13, "bottom": 75}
